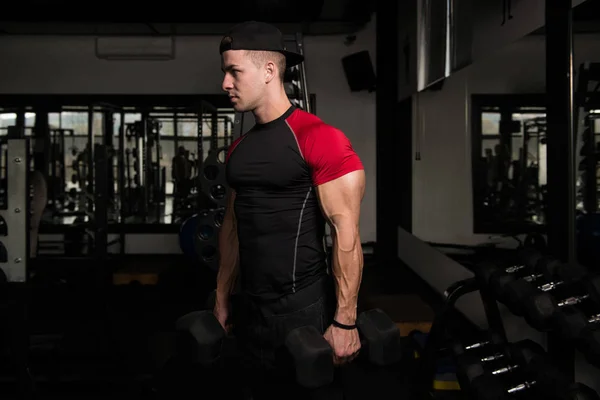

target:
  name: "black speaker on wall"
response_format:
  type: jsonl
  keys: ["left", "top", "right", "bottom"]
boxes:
{"left": 341, "top": 50, "right": 376, "bottom": 92}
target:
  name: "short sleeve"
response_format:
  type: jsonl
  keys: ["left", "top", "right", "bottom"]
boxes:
{"left": 225, "top": 136, "right": 245, "bottom": 164}
{"left": 303, "top": 127, "right": 364, "bottom": 186}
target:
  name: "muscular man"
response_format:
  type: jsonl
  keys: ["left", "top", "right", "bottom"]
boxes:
{"left": 214, "top": 21, "right": 366, "bottom": 399}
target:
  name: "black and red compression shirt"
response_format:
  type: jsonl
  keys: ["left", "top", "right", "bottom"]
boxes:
{"left": 225, "top": 105, "right": 364, "bottom": 301}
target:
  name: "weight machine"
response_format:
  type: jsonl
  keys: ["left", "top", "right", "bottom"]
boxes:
{"left": 0, "top": 137, "right": 34, "bottom": 398}
{"left": 122, "top": 116, "right": 166, "bottom": 222}
{"left": 0, "top": 138, "right": 31, "bottom": 284}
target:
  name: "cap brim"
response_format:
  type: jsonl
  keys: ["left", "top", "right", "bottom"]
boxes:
{"left": 282, "top": 50, "right": 304, "bottom": 67}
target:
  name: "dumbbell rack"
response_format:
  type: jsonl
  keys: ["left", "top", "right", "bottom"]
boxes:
{"left": 441, "top": 247, "right": 600, "bottom": 399}
{"left": 413, "top": 275, "right": 509, "bottom": 398}
{"left": 411, "top": 243, "right": 600, "bottom": 399}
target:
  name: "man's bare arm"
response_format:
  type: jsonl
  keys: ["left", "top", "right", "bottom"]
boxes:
{"left": 215, "top": 189, "right": 239, "bottom": 309}
{"left": 316, "top": 169, "right": 365, "bottom": 325}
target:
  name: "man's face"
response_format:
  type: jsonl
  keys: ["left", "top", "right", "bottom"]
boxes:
{"left": 221, "top": 50, "right": 264, "bottom": 112}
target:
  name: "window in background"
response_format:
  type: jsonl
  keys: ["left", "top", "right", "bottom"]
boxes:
{"left": 0, "top": 113, "right": 16, "bottom": 129}
{"left": 472, "top": 95, "right": 547, "bottom": 234}
{"left": 160, "top": 122, "right": 175, "bottom": 196}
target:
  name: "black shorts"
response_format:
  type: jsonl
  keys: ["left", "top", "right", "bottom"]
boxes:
{"left": 231, "top": 275, "right": 340, "bottom": 400}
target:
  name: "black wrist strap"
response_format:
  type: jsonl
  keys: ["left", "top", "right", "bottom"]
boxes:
{"left": 332, "top": 319, "right": 357, "bottom": 330}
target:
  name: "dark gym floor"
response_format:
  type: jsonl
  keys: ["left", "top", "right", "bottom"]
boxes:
{"left": 0, "top": 253, "right": 476, "bottom": 399}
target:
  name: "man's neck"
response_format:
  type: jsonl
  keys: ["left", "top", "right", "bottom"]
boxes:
{"left": 253, "top": 89, "right": 292, "bottom": 124}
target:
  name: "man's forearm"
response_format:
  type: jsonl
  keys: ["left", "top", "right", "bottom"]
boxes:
{"left": 215, "top": 215, "right": 239, "bottom": 307}
{"left": 330, "top": 228, "right": 363, "bottom": 325}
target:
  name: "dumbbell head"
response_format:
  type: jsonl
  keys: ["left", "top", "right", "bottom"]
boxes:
{"left": 578, "top": 326, "right": 600, "bottom": 367}
{"left": 175, "top": 310, "right": 225, "bottom": 367}
{"left": 455, "top": 353, "right": 496, "bottom": 390}
{"left": 551, "top": 307, "right": 590, "bottom": 341}
{"left": 489, "top": 270, "right": 518, "bottom": 302}
{"left": 523, "top": 292, "right": 560, "bottom": 331}
{"left": 534, "top": 256, "right": 564, "bottom": 280}
{"left": 524, "top": 233, "right": 547, "bottom": 252}
{"left": 560, "top": 383, "right": 600, "bottom": 400}
{"left": 518, "top": 247, "right": 544, "bottom": 270}
{"left": 558, "top": 263, "right": 589, "bottom": 285}
{"left": 583, "top": 274, "right": 600, "bottom": 304}
{"left": 506, "top": 339, "right": 544, "bottom": 366}
{"left": 524, "top": 354, "right": 570, "bottom": 391}
{"left": 356, "top": 308, "right": 403, "bottom": 366}
{"left": 285, "top": 325, "right": 333, "bottom": 388}
{"left": 476, "top": 260, "right": 503, "bottom": 289}
{"left": 502, "top": 279, "right": 537, "bottom": 316}
{"left": 469, "top": 373, "right": 512, "bottom": 400}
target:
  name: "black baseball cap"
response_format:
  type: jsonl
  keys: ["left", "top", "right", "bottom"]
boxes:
{"left": 219, "top": 21, "right": 304, "bottom": 67}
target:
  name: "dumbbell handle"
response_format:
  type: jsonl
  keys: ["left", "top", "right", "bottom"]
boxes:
{"left": 481, "top": 352, "right": 505, "bottom": 363}
{"left": 557, "top": 293, "right": 589, "bottom": 307}
{"left": 464, "top": 340, "right": 491, "bottom": 351}
{"left": 588, "top": 314, "right": 600, "bottom": 324}
{"left": 491, "top": 363, "right": 519, "bottom": 375}
{"left": 507, "top": 380, "right": 537, "bottom": 394}
{"left": 506, "top": 264, "right": 527, "bottom": 274}
{"left": 522, "top": 273, "right": 565, "bottom": 292}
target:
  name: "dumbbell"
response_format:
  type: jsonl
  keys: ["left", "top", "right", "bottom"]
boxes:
{"left": 175, "top": 310, "right": 228, "bottom": 367}
{"left": 552, "top": 306, "right": 600, "bottom": 341}
{"left": 455, "top": 339, "right": 544, "bottom": 392}
{"left": 481, "top": 254, "right": 563, "bottom": 305}
{"left": 552, "top": 307, "right": 600, "bottom": 367}
{"left": 449, "top": 332, "right": 504, "bottom": 358}
{"left": 285, "top": 308, "right": 402, "bottom": 389}
{"left": 499, "top": 262, "right": 588, "bottom": 317}
{"left": 523, "top": 273, "right": 600, "bottom": 331}
{"left": 475, "top": 247, "right": 543, "bottom": 293}
{"left": 470, "top": 372, "right": 599, "bottom": 400}
{"left": 467, "top": 350, "right": 592, "bottom": 400}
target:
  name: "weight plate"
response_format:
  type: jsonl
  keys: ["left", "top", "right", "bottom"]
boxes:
{"left": 198, "top": 147, "right": 229, "bottom": 207}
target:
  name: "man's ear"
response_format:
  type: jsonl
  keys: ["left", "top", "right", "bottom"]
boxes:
{"left": 265, "top": 61, "right": 276, "bottom": 83}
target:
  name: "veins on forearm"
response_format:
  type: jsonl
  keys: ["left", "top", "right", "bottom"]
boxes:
{"left": 330, "top": 227, "right": 363, "bottom": 324}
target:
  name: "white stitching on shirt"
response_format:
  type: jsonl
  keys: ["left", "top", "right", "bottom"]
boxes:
{"left": 293, "top": 187, "right": 312, "bottom": 293}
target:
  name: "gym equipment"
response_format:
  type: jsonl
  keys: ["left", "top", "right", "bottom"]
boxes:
{"left": 523, "top": 232, "right": 547, "bottom": 252}
{"left": 285, "top": 308, "right": 402, "bottom": 388}
{"left": 475, "top": 247, "right": 543, "bottom": 293}
{"left": 178, "top": 208, "right": 224, "bottom": 272}
{"left": 449, "top": 332, "right": 504, "bottom": 358}
{"left": 552, "top": 306, "right": 600, "bottom": 341}
{"left": 198, "top": 147, "right": 228, "bottom": 208}
{"left": 455, "top": 339, "right": 544, "bottom": 391}
{"left": 552, "top": 307, "right": 600, "bottom": 367}
{"left": 483, "top": 254, "right": 581, "bottom": 308}
{"left": 175, "top": 310, "right": 227, "bottom": 367}
{"left": 462, "top": 341, "right": 599, "bottom": 400}
{"left": 179, "top": 213, "right": 199, "bottom": 261}
{"left": 523, "top": 273, "right": 600, "bottom": 331}
{"left": 470, "top": 372, "right": 599, "bottom": 400}
{"left": 0, "top": 138, "right": 30, "bottom": 283}
{"left": 499, "top": 261, "right": 588, "bottom": 317}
